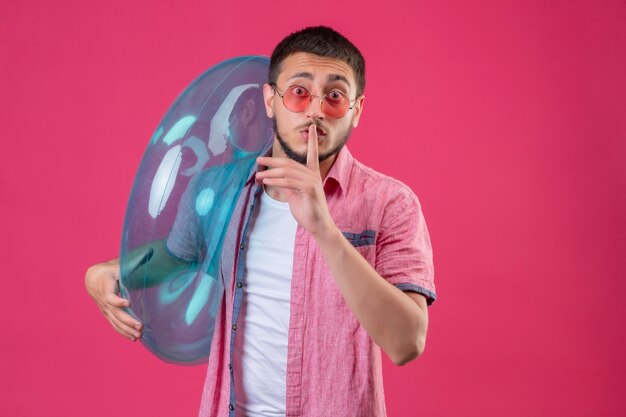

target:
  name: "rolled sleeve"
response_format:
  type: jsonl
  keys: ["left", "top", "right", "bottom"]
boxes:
{"left": 375, "top": 189, "right": 436, "bottom": 305}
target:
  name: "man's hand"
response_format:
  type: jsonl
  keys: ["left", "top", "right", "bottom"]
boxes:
{"left": 85, "top": 259, "right": 143, "bottom": 341}
{"left": 256, "top": 124, "right": 334, "bottom": 237}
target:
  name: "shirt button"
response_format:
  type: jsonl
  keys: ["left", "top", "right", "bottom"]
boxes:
{"left": 229, "top": 404, "right": 234, "bottom": 411}
{"left": 240, "top": 243, "right": 244, "bottom": 250}
{"left": 232, "top": 324, "right": 237, "bottom": 331}
{"left": 229, "top": 363, "right": 232, "bottom": 370}
{"left": 236, "top": 282, "right": 242, "bottom": 288}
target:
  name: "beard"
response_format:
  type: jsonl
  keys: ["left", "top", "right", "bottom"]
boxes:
{"left": 273, "top": 117, "right": 352, "bottom": 165}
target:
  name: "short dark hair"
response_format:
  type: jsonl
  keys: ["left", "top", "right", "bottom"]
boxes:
{"left": 269, "top": 26, "right": 366, "bottom": 97}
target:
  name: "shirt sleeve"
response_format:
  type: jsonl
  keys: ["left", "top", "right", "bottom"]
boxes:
{"left": 166, "top": 173, "right": 207, "bottom": 262}
{"left": 375, "top": 187, "right": 436, "bottom": 305}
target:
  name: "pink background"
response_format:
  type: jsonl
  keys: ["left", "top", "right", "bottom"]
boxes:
{"left": 1, "top": 1, "right": 625, "bottom": 416}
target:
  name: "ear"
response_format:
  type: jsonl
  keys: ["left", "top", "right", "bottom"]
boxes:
{"left": 263, "top": 83, "right": 275, "bottom": 118}
{"left": 351, "top": 95, "right": 365, "bottom": 128}
{"left": 241, "top": 98, "right": 255, "bottom": 125}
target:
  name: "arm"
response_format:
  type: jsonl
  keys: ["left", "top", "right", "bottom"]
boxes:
{"left": 256, "top": 125, "right": 429, "bottom": 365}
{"left": 121, "top": 240, "right": 192, "bottom": 290}
{"left": 313, "top": 225, "right": 428, "bottom": 365}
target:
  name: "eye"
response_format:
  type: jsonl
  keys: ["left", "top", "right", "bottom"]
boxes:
{"left": 290, "top": 86, "right": 309, "bottom": 97}
{"left": 326, "top": 90, "right": 345, "bottom": 103}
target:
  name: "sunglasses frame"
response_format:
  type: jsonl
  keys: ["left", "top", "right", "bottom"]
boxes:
{"left": 270, "top": 83, "right": 358, "bottom": 119}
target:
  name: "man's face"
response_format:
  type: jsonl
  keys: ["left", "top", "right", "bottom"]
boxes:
{"left": 263, "top": 52, "right": 364, "bottom": 165}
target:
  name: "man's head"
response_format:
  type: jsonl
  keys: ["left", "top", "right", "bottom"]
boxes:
{"left": 264, "top": 26, "right": 366, "bottom": 167}
{"left": 268, "top": 26, "right": 366, "bottom": 98}
{"left": 227, "top": 86, "right": 269, "bottom": 153}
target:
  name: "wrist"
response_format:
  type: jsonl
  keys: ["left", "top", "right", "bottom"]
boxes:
{"left": 311, "top": 220, "right": 343, "bottom": 248}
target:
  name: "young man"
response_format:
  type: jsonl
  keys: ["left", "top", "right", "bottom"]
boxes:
{"left": 86, "top": 26, "right": 436, "bottom": 417}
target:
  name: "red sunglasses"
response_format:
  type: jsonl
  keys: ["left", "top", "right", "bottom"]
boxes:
{"left": 272, "top": 83, "right": 358, "bottom": 119}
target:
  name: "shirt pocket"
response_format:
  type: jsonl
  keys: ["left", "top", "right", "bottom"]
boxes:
{"left": 340, "top": 228, "right": 377, "bottom": 267}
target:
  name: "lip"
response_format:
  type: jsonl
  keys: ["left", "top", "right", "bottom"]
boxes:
{"left": 300, "top": 127, "right": 326, "bottom": 138}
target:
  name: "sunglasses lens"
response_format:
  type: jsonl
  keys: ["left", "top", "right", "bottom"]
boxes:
{"left": 322, "top": 94, "right": 349, "bottom": 119}
{"left": 284, "top": 86, "right": 312, "bottom": 113}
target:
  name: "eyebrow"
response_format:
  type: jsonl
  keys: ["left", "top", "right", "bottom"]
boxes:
{"left": 288, "top": 72, "right": 351, "bottom": 87}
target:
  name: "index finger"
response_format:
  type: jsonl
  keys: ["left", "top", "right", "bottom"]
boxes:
{"left": 307, "top": 124, "right": 320, "bottom": 173}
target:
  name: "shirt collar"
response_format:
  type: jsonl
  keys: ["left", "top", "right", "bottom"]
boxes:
{"left": 245, "top": 144, "right": 274, "bottom": 185}
{"left": 323, "top": 146, "right": 353, "bottom": 193}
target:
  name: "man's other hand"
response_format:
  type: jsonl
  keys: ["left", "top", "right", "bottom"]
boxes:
{"left": 85, "top": 259, "right": 143, "bottom": 341}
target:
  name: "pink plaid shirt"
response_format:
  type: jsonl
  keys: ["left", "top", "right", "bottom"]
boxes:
{"left": 198, "top": 146, "right": 436, "bottom": 417}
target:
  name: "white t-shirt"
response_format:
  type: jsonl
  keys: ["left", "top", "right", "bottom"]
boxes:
{"left": 233, "top": 189, "right": 297, "bottom": 417}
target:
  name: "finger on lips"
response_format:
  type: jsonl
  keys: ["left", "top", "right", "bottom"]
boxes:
{"left": 307, "top": 124, "right": 320, "bottom": 171}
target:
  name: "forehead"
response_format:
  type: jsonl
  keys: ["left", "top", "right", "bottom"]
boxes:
{"left": 277, "top": 52, "right": 355, "bottom": 88}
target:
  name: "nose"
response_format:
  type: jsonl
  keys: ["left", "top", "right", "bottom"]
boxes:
{"left": 305, "top": 94, "right": 325, "bottom": 120}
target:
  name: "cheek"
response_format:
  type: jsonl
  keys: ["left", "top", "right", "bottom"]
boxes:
{"left": 276, "top": 111, "right": 301, "bottom": 132}
{"left": 333, "top": 122, "right": 352, "bottom": 138}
